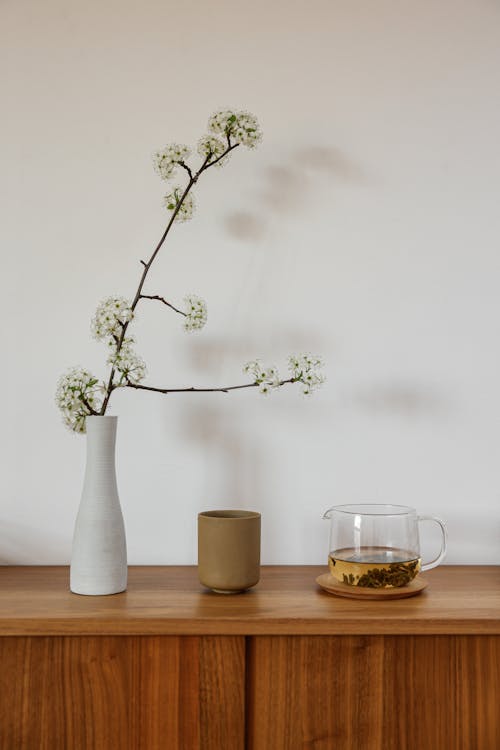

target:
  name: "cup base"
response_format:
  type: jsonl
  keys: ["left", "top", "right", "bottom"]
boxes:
{"left": 211, "top": 587, "right": 248, "bottom": 595}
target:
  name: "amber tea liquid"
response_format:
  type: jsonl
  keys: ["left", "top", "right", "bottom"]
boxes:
{"left": 328, "top": 546, "right": 421, "bottom": 588}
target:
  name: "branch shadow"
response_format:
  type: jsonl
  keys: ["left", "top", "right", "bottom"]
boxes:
{"left": 178, "top": 401, "right": 268, "bottom": 512}
{"left": 223, "top": 212, "right": 267, "bottom": 242}
{"left": 294, "top": 146, "right": 367, "bottom": 182}
{"left": 350, "top": 382, "right": 452, "bottom": 419}
{"left": 223, "top": 143, "right": 367, "bottom": 242}
{"left": 184, "top": 329, "right": 328, "bottom": 375}
{"left": 173, "top": 327, "right": 331, "bottom": 515}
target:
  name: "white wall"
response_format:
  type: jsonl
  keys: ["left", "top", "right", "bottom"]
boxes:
{"left": 2, "top": 0, "right": 500, "bottom": 565}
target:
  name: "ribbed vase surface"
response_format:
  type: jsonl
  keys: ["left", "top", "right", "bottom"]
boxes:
{"left": 70, "top": 415, "right": 127, "bottom": 595}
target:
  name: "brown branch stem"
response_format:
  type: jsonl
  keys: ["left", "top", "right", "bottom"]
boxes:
{"left": 124, "top": 378, "right": 295, "bottom": 395}
{"left": 139, "top": 294, "right": 186, "bottom": 316}
{"left": 178, "top": 160, "right": 193, "bottom": 180}
{"left": 79, "top": 394, "right": 99, "bottom": 416}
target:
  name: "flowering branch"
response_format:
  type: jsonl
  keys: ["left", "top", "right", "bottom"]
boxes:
{"left": 131, "top": 175, "right": 200, "bottom": 308}
{"left": 56, "top": 109, "right": 324, "bottom": 433}
{"left": 99, "top": 178, "right": 197, "bottom": 414}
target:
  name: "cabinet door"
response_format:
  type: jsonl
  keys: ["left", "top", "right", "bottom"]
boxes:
{"left": 0, "top": 635, "right": 245, "bottom": 750}
{"left": 247, "top": 635, "right": 500, "bottom": 750}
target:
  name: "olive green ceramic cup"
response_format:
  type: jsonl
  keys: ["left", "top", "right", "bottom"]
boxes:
{"left": 198, "top": 510, "right": 261, "bottom": 594}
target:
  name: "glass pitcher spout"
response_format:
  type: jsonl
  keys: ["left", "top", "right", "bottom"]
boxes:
{"left": 322, "top": 508, "right": 335, "bottom": 520}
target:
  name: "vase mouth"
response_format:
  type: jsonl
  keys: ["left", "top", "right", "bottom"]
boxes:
{"left": 85, "top": 415, "right": 118, "bottom": 434}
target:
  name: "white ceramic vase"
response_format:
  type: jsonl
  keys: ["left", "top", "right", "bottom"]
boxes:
{"left": 70, "top": 415, "right": 127, "bottom": 596}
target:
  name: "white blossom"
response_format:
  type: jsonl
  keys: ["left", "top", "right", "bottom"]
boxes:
{"left": 183, "top": 295, "right": 207, "bottom": 332}
{"left": 197, "top": 135, "right": 229, "bottom": 166}
{"left": 55, "top": 367, "right": 103, "bottom": 433}
{"left": 107, "top": 338, "right": 146, "bottom": 385}
{"left": 164, "top": 186, "right": 195, "bottom": 222}
{"left": 243, "top": 360, "right": 281, "bottom": 394}
{"left": 288, "top": 353, "right": 325, "bottom": 395}
{"left": 208, "top": 109, "right": 262, "bottom": 149}
{"left": 91, "top": 296, "right": 133, "bottom": 341}
{"left": 153, "top": 143, "right": 191, "bottom": 180}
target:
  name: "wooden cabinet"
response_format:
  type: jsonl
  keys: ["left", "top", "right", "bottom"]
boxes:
{"left": 0, "top": 634, "right": 245, "bottom": 749}
{"left": 0, "top": 566, "right": 499, "bottom": 749}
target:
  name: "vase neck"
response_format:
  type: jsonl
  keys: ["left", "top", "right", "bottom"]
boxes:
{"left": 85, "top": 416, "right": 117, "bottom": 461}
{"left": 81, "top": 417, "right": 119, "bottom": 502}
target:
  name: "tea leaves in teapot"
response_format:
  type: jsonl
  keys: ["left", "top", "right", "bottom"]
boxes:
{"left": 329, "top": 546, "right": 421, "bottom": 588}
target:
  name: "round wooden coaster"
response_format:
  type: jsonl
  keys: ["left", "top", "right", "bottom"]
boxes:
{"left": 316, "top": 572, "right": 428, "bottom": 600}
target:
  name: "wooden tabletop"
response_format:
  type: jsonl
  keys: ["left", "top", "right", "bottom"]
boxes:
{"left": 0, "top": 565, "right": 499, "bottom": 636}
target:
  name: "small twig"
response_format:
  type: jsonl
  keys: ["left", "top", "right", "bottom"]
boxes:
{"left": 139, "top": 294, "right": 186, "bottom": 316}
{"left": 200, "top": 142, "right": 239, "bottom": 171}
{"left": 79, "top": 394, "right": 99, "bottom": 416}
{"left": 178, "top": 160, "right": 193, "bottom": 180}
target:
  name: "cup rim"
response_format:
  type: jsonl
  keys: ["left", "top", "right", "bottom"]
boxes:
{"left": 330, "top": 503, "right": 415, "bottom": 517}
{"left": 199, "top": 510, "right": 261, "bottom": 520}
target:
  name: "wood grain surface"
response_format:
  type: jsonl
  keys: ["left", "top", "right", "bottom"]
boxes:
{"left": 0, "top": 565, "right": 499, "bottom": 635}
{"left": 247, "top": 635, "right": 500, "bottom": 750}
{"left": 0, "top": 635, "right": 245, "bottom": 750}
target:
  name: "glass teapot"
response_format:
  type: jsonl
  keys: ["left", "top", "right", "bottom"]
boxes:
{"left": 322, "top": 503, "right": 447, "bottom": 588}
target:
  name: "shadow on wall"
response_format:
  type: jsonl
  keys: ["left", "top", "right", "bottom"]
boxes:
{"left": 173, "top": 323, "right": 332, "bottom": 508}
{"left": 224, "top": 213, "right": 266, "bottom": 242}
{"left": 0, "top": 520, "right": 71, "bottom": 565}
{"left": 294, "top": 146, "right": 367, "bottom": 181}
{"left": 179, "top": 402, "right": 268, "bottom": 508}
{"left": 350, "top": 383, "right": 452, "bottom": 419}
{"left": 223, "top": 144, "right": 367, "bottom": 242}
{"left": 184, "top": 328, "right": 328, "bottom": 374}
{"left": 183, "top": 338, "right": 449, "bottom": 425}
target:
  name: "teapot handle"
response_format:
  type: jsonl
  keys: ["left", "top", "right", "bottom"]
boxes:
{"left": 417, "top": 515, "right": 447, "bottom": 571}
